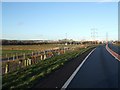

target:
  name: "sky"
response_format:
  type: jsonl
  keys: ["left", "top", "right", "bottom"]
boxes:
{"left": 1, "top": 0, "right": 119, "bottom": 2}
{"left": 2, "top": 2, "right": 118, "bottom": 41}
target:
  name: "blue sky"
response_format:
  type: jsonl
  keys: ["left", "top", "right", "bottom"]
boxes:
{"left": 2, "top": 2, "right": 118, "bottom": 41}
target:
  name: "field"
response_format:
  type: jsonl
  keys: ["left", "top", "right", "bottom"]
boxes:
{"left": 113, "top": 43, "right": 120, "bottom": 47}
{"left": 2, "top": 46, "right": 95, "bottom": 89}
{"left": 2, "top": 44, "right": 97, "bottom": 89}
{"left": 118, "top": 44, "right": 120, "bottom": 46}
{"left": 2, "top": 44, "right": 90, "bottom": 74}
{"left": 2, "top": 44, "right": 88, "bottom": 58}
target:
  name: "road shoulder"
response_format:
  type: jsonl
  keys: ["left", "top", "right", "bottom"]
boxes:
{"left": 33, "top": 47, "right": 95, "bottom": 88}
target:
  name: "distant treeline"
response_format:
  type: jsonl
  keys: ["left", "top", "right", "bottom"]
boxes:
{"left": 1, "top": 39, "right": 103, "bottom": 45}
{"left": 2, "top": 40, "right": 50, "bottom": 45}
{"left": 114, "top": 41, "right": 120, "bottom": 44}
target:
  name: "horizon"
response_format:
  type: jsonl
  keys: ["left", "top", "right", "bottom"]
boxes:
{"left": 1, "top": 37, "right": 118, "bottom": 41}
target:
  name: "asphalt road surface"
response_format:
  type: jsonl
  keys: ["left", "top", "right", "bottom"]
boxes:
{"left": 67, "top": 45, "right": 119, "bottom": 88}
{"left": 108, "top": 44, "right": 120, "bottom": 55}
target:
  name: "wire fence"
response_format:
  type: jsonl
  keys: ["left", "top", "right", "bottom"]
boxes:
{"left": 2, "top": 47, "right": 70, "bottom": 74}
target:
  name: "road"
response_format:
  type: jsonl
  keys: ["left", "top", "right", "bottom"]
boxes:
{"left": 65, "top": 45, "right": 119, "bottom": 88}
{"left": 108, "top": 44, "right": 120, "bottom": 55}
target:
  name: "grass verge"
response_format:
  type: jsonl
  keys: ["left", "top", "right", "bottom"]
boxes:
{"left": 2, "top": 46, "right": 96, "bottom": 89}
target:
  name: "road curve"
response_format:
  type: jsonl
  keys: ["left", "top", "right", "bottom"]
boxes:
{"left": 108, "top": 44, "right": 120, "bottom": 55}
{"left": 66, "top": 45, "right": 119, "bottom": 88}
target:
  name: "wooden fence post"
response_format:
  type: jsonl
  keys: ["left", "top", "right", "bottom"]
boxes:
{"left": 40, "top": 55, "right": 42, "bottom": 60}
{"left": 28, "top": 58, "right": 31, "bottom": 65}
{"left": 6, "top": 54, "right": 7, "bottom": 58}
{"left": 32, "top": 52, "right": 33, "bottom": 56}
{"left": 8, "top": 57, "right": 9, "bottom": 61}
{"left": 26, "top": 59, "right": 28, "bottom": 66}
{"left": 24, "top": 59, "right": 27, "bottom": 67}
{"left": 44, "top": 54, "right": 46, "bottom": 60}
{"left": 19, "top": 60, "right": 22, "bottom": 67}
{"left": 5, "top": 63, "right": 9, "bottom": 74}
{"left": 16, "top": 53, "right": 18, "bottom": 60}
{"left": 58, "top": 51, "right": 60, "bottom": 55}
{"left": 23, "top": 53, "right": 25, "bottom": 59}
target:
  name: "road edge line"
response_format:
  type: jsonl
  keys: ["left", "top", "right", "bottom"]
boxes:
{"left": 61, "top": 48, "right": 96, "bottom": 89}
{"left": 106, "top": 44, "right": 120, "bottom": 61}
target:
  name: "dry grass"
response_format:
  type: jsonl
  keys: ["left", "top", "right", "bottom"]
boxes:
{"left": 2, "top": 44, "right": 87, "bottom": 51}
{"left": 2, "top": 44, "right": 59, "bottom": 50}
{"left": 2, "top": 44, "right": 87, "bottom": 59}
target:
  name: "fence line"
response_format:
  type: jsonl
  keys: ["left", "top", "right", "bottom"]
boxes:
{"left": 2, "top": 47, "right": 70, "bottom": 74}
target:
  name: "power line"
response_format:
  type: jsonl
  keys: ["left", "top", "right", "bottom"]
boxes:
{"left": 106, "top": 32, "right": 108, "bottom": 43}
{"left": 66, "top": 33, "right": 67, "bottom": 40}
{"left": 91, "top": 28, "right": 98, "bottom": 41}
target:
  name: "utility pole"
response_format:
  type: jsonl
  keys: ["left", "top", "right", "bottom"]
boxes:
{"left": 65, "top": 33, "right": 68, "bottom": 45}
{"left": 91, "top": 28, "right": 98, "bottom": 44}
{"left": 66, "top": 33, "right": 67, "bottom": 40}
{"left": 106, "top": 32, "right": 108, "bottom": 44}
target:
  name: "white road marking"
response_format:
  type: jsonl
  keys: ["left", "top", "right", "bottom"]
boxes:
{"left": 61, "top": 48, "right": 96, "bottom": 89}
